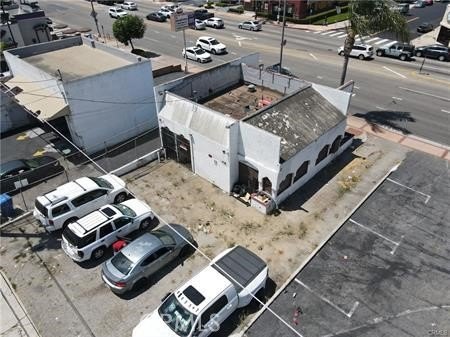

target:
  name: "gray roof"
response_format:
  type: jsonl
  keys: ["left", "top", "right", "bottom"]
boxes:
{"left": 245, "top": 87, "right": 346, "bottom": 161}
{"left": 121, "top": 233, "right": 161, "bottom": 263}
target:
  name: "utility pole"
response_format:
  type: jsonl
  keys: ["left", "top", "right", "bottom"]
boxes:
{"left": 1, "top": 1, "right": 17, "bottom": 47}
{"left": 90, "top": 0, "right": 101, "bottom": 37}
{"left": 278, "top": 0, "right": 287, "bottom": 72}
{"left": 277, "top": 0, "right": 281, "bottom": 24}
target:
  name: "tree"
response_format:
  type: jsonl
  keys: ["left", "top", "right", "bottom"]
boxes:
{"left": 112, "top": 15, "right": 146, "bottom": 50}
{"left": 340, "top": 0, "right": 409, "bottom": 85}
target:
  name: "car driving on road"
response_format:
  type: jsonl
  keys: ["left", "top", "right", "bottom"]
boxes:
{"left": 182, "top": 46, "right": 212, "bottom": 63}
{"left": 417, "top": 22, "right": 433, "bottom": 33}
{"left": 121, "top": 2, "right": 137, "bottom": 10}
{"left": 146, "top": 12, "right": 167, "bottom": 22}
{"left": 338, "top": 44, "right": 374, "bottom": 60}
{"left": 415, "top": 44, "right": 449, "bottom": 61}
{"left": 238, "top": 20, "right": 262, "bottom": 31}
{"left": 204, "top": 17, "right": 224, "bottom": 28}
{"left": 101, "top": 224, "right": 194, "bottom": 294}
{"left": 159, "top": 7, "right": 174, "bottom": 18}
{"left": 109, "top": 7, "right": 128, "bottom": 18}
{"left": 196, "top": 36, "right": 227, "bottom": 54}
{"left": 192, "top": 19, "right": 206, "bottom": 30}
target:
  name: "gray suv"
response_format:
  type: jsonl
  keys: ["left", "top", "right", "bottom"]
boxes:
{"left": 101, "top": 224, "right": 194, "bottom": 294}
{"left": 376, "top": 43, "right": 415, "bottom": 61}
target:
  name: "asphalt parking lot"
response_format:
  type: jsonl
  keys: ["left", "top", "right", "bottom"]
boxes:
{"left": 245, "top": 151, "right": 450, "bottom": 337}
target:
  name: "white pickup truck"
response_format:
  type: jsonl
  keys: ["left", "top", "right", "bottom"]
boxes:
{"left": 133, "top": 245, "right": 268, "bottom": 337}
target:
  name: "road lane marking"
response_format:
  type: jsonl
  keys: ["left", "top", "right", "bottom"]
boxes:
{"left": 170, "top": 35, "right": 176, "bottom": 38}
{"left": 295, "top": 279, "right": 359, "bottom": 318}
{"left": 337, "top": 34, "right": 347, "bottom": 39}
{"left": 231, "top": 52, "right": 237, "bottom": 55}
{"left": 354, "top": 86, "right": 360, "bottom": 89}
{"left": 376, "top": 106, "right": 385, "bottom": 110}
{"left": 350, "top": 219, "right": 401, "bottom": 254}
{"left": 383, "top": 66, "right": 407, "bottom": 79}
{"left": 392, "top": 96, "right": 403, "bottom": 101}
{"left": 309, "top": 53, "right": 317, "bottom": 60}
{"left": 329, "top": 32, "right": 343, "bottom": 37}
{"left": 365, "top": 37, "right": 380, "bottom": 43}
{"left": 314, "top": 31, "right": 321, "bottom": 34}
{"left": 321, "top": 31, "right": 336, "bottom": 36}
{"left": 399, "top": 87, "right": 450, "bottom": 102}
{"left": 386, "top": 178, "right": 431, "bottom": 203}
{"left": 317, "top": 75, "right": 323, "bottom": 79}
{"left": 407, "top": 17, "right": 419, "bottom": 23}
{"left": 442, "top": 109, "right": 450, "bottom": 114}
{"left": 144, "top": 37, "right": 159, "bottom": 42}
{"left": 238, "top": 41, "right": 242, "bottom": 47}
{"left": 375, "top": 38, "right": 390, "bottom": 45}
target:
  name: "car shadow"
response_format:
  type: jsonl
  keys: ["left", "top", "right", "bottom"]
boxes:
{"left": 116, "top": 242, "right": 198, "bottom": 300}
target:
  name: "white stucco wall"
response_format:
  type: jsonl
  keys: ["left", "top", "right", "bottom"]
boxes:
{"left": 63, "top": 61, "right": 157, "bottom": 154}
{"left": 312, "top": 83, "right": 352, "bottom": 116}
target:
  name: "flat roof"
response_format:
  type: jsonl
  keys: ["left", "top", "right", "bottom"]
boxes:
{"left": 246, "top": 151, "right": 450, "bottom": 337}
{"left": 23, "top": 45, "right": 132, "bottom": 81}
{"left": 202, "top": 83, "right": 283, "bottom": 120}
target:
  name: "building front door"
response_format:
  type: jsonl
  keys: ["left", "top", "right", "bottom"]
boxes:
{"left": 239, "top": 162, "right": 259, "bottom": 193}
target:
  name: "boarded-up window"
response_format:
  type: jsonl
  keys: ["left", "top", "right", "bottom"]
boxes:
{"left": 329, "top": 136, "right": 342, "bottom": 154}
{"left": 315, "top": 145, "right": 329, "bottom": 165}
{"left": 278, "top": 173, "right": 293, "bottom": 195}
{"left": 293, "top": 161, "right": 309, "bottom": 182}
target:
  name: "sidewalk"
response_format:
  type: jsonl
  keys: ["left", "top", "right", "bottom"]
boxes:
{"left": 1, "top": 271, "right": 41, "bottom": 337}
{"left": 347, "top": 115, "right": 450, "bottom": 160}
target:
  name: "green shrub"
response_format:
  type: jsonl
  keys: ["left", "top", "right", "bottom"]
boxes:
{"left": 228, "top": 5, "right": 244, "bottom": 14}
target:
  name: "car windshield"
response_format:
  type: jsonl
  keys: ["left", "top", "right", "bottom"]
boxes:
{"left": 210, "top": 39, "right": 219, "bottom": 45}
{"left": 114, "top": 203, "right": 136, "bottom": 217}
{"left": 117, "top": 8, "right": 125, "bottom": 12}
{"left": 158, "top": 294, "right": 196, "bottom": 337}
{"left": 153, "top": 230, "right": 176, "bottom": 245}
{"left": 89, "top": 177, "right": 113, "bottom": 189}
{"left": 63, "top": 227, "right": 91, "bottom": 248}
{"left": 111, "top": 252, "right": 134, "bottom": 275}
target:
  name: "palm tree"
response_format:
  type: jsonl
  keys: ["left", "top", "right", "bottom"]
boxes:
{"left": 340, "top": 0, "right": 409, "bottom": 85}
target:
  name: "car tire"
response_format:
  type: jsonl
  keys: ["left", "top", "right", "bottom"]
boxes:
{"left": 338, "top": 51, "right": 344, "bottom": 56}
{"left": 63, "top": 217, "right": 78, "bottom": 230}
{"left": 133, "top": 277, "right": 148, "bottom": 290}
{"left": 196, "top": 58, "right": 201, "bottom": 63}
{"left": 376, "top": 50, "right": 384, "bottom": 57}
{"left": 179, "top": 245, "right": 192, "bottom": 259}
{"left": 438, "top": 55, "right": 445, "bottom": 61}
{"left": 140, "top": 217, "right": 154, "bottom": 231}
{"left": 415, "top": 51, "right": 422, "bottom": 57}
{"left": 211, "top": 49, "right": 216, "bottom": 54}
{"left": 358, "top": 54, "right": 365, "bottom": 60}
{"left": 399, "top": 54, "right": 407, "bottom": 61}
{"left": 109, "top": 14, "right": 113, "bottom": 18}
{"left": 114, "top": 192, "right": 127, "bottom": 204}
{"left": 92, "top": 247, "right": 106, "bottom": 260}
{"left": 238, "top": 25, "right": 242, "bottom": 29}
{"left": 250, "top": 27, "right": 254, "bottom": 31}
{"left": 196, "top": 44, "right": 201, "bottom": 48}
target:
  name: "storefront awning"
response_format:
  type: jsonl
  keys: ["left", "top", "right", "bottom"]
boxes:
{"left": 6, "top": 75, "right": 69, "bottom": 120}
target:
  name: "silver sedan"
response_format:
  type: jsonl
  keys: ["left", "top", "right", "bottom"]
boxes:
{"left": 101, "top": 224, "right": 195, "bottom": 294}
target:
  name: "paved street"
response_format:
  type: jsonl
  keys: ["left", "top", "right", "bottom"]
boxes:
{"left": 37, "top": 0, "right": 450, "bottom": 146}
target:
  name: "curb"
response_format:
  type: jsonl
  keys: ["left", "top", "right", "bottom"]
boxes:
{"left": 0, "top": 210, "right": 32, "bottom": 230}
{"left": 239, "top": 162, "right": 401, "bottom": 336}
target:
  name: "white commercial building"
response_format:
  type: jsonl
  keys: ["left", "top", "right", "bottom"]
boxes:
{"left": 155, "top": 54, "right": 353, "bottom": 212}
{"left": 3, "top": 36, "right": 157, "bottom": 154}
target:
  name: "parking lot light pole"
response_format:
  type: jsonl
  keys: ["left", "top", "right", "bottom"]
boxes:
{"left": 279, "top": 0, "right": 287, "bottom": 73}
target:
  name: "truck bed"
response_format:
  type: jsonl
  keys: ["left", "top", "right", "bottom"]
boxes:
{"left": 212, "top": 246, "right": 267, "bottom": 291}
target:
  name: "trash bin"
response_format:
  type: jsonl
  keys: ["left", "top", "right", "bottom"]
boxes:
{"left": 0, "top": 194, "right": 14, "bottom": 218}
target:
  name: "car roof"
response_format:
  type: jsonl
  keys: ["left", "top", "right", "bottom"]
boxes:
{"left": 199, "top": 36, "right": 216, "bottom": 41}
{"left": 120, "top": 233, "right": 162, "bottom": 263}
{"left": 69, "top": 207, "right": 115, "bottom": 236}
{"left": 0, "top": 160, "right": 26, "bottom": 175}
{"left": 39, "top": 177, "right": 98, "bottom": 207}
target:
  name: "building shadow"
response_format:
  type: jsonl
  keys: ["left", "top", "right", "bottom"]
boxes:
{"left": 354, "top": 110, "right": 415, "bottom": 135}
{"left": 210, "top": 278, "right": 277, "bottom": 337}
{"left": 280, "top": 139, "right": 362, "bottom": 212}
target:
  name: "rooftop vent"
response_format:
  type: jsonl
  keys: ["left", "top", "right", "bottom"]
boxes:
{"left": 247, "top": 84, "right": 256, "bottom": 93}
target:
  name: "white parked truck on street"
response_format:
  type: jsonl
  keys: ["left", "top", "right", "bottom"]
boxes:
{"left": 133, "top": 245, "right": 268, "bottom": 337}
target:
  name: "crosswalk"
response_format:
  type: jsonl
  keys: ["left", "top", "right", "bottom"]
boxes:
{"left": 309, "top": 30, "right": 397, "bottom": 48}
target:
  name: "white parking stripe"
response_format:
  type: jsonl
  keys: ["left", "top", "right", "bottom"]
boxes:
{"left": 386, "top": 178, "right": 431, "bottom": 203}
{"left": 329, "top": 32, "right": 344, "bottom": 37}
{"left": 375, "top": 39, "right": 390, "bottom": 45}
{"left": 321, "top": 31, "right": 336, "bottom": 36}
{"left": 337, "top": 34, "right": 347, "bottom": 39}
{"left": 365, "top": 37, "right": 380, "bottom": 43}
{"left": 350, "top": 219, "right": 401, "bottom": 254}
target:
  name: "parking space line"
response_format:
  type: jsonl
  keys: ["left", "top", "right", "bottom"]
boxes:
{"left": 386, "top": 178, "right": 431, "bottom": 203}
{"left": 349, "top": 219, "right": 400, "bottom": 254}
{"left": 294, "top": 279, "right": 359, "bottom": 318}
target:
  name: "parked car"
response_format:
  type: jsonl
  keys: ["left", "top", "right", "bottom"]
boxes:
{"left": 376, "top": 43, "right": 415, "bottom": 61}
{"left": 33, "top": 174, "right": 127, "bottom": 232}
{"left": 182, "top": 46, "right": 212, "bottom": 63}
{"left": 338, "top": 44, "right": 374, "bottom": 60}
{"left": 415, "top": 44, "right": 450, "bottom": 61}
{"left": 414, "top": 0, "right": 426, "bottom": 7}
{"left": 423, "top": 0, "right": 433, "bottom": 5}
{"left": 146, "top": 12, "right": 167, "bottom": 22}
{"left": 121, "top": 1, "right": 137, "bottom": 10}
{"left": 101, "top": 224, "right": 194, "bottom": 293}
{"left": 133, "top": 246, "right": 268, "bottom": 337}
{"left": 204, "top": 17, "right": 224, "bottom": 28}
{"left": 417, "top": 22, "right": 433, "bottom": 33}
{"left": 238, "top": 20, "right": 262, "bottom": 31}
{"left": 196, "top": 36, "right": 226, "bottom": 54}
{"left": 193, "top": 8, "right": 214, "bottom": 21}
{"left": 158, "top": 7, "right": 174, "bottom": 18}
{"left": 61, "top": 199, "right": 156, "bottom": 262}
{"left": 0, "top": 156, "right": 64, "bottom": 194}
{"left": 108, "top": 7, "right": 128, "bottom": 18}
{"left": 265, "top": 63, "right": 297, "bottom": 77}
{"left": 191, "top": 18, "right": 206, "bottom": 30}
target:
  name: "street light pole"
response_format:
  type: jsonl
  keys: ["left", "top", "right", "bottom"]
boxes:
{"left": 278, "top": 0, "right": 287, "bottom": 73}
{"left": 277, "top": 0, "right": 281, "bottom": 24}
{"left": 90, "top": 0, "right": 101, "bottom": 37}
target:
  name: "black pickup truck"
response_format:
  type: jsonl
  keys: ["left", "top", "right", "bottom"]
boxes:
{"left": 193, "top": 9, "right": 214, "bottom": 21}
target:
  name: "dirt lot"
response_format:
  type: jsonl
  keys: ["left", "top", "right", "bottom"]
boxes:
{"left": 0, "top": 135, "right": 409, "bottom": 337}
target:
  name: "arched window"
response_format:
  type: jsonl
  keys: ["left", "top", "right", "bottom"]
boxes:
{"left": 293, "top": 161, "right": 309, "bottom": 182}
{"left": 262, "top": 177, "right": 272, "bottom": 193}
{"left": 315, "top": 144, "right": 329, "bottom": 165}
{"left": 329, "top": 135, "right": 342, "bottom": 154}
{"left": 278, "top": 173, "right": 293, "bottom": 195}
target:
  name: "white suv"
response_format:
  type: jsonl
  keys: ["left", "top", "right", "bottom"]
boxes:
{"left": 196, "top": 36, "right": 227, "bottom": 54}
{"left": 109, "top": 7, "right": 128, "bottom": 18}
{"left": 61, "top": 199, "right": 156, "bottom": 261}
{"left": 33, "top": 174, "right": 127, "bottom": 232}
{"left": 338, "top": 44, "right": 374, "bottom": 60}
